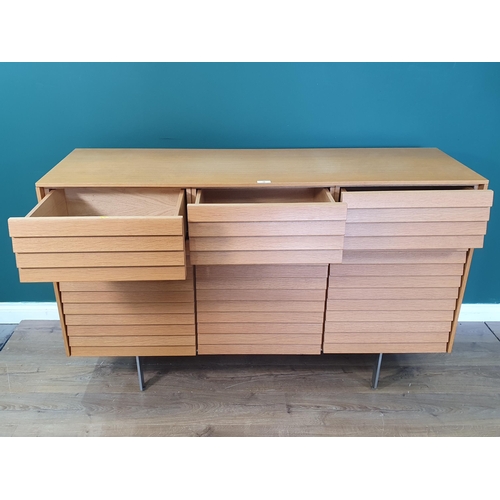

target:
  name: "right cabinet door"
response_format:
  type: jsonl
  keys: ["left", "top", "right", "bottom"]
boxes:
{"left": 324, "top": 187, "right": 493, "bottom": 354}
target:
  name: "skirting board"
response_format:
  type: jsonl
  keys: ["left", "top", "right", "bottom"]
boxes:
{"left": 0, "top": 302, "right": 499, "bottom": 324}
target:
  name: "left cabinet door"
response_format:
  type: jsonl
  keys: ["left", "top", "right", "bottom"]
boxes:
{"left": 8, "top": 188, "right": 187, "bottom": 282}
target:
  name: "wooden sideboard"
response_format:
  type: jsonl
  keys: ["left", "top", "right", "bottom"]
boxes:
{"left": 7, "top": 148, "right": 494, "bottom": 368}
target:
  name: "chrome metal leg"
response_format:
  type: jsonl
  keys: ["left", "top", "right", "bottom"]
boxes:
{"left": 136, "top": 356, "right": 145, "bottom": 391}
{"left": 371, "top": 353, "right": 383, "bottom": 389}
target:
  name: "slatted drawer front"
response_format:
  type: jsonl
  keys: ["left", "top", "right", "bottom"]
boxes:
{"left": 324, "top": 250, "right": 465, "bottom": 354}
{"left": 341, "top": 188, "right": 493, "bottom": 250}
{"left": 63, "top": 270, "right": 196, "bottom": 356}
{"left": 196, "top": 265, "right": 328, "bottom": 355}
{"left": 188, "top": 188, "right": 347, "bottom": 265}
{"left": 8, "top": 188, "right": 187, "bottom": 282}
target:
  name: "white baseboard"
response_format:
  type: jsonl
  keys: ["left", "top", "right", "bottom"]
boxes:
{"left": 1, "top": 302, "right": 500, "bottom": 324}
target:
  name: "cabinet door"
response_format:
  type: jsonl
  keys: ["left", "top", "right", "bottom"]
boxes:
{"left": 8, "top": 188, "right": 187, "bottom": 282}
{"left": 188, "top": 188, "right": 346, "bottom": 265}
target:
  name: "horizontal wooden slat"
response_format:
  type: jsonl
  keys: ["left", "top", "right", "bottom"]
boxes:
{"left": 323, "top": 343, "right": 447, "bottom": 353}
{"left": 198, "top": 334, "right": 320, "bottom": 345}
{"left": 326, "top": 310, "right": 454, "bottom": 322}
{"left": 197, "top": 311, "right": 324, "bottom": 323}
{"left": 61, "top": 290, "right": 195, "bottom": 303}
{"left": 330, "top": 263, "right": 464, "bottom": 276}
{"left": 16, "top": 251, "right": 185, "bottom": 268}
{"left": 70, "top": 346, "right": 196, "bottom": 356}
{"left": 19, "top": 266, "right": 186, "bottom": 282}
{"left": 190, "top": 250, "right": 343, "bottom": 265}
{"left": 8, "top": 217, "right": 184, "bottom": 237}
{"left": 189, "top": 220, "right": 346, "bottom": 237}
{"left": 198, "top": 345, "right": 320, "bottom": 355}
{"left": 328, "top": 287, "right": 459, "bottom": 300}
{"left": 343, "top": 235, "right": 484, "bottom": 250}
{"left": 195, "top": 277, "right": 327, "bottom": 290}
{"left": 346, "top": 207, "right": 491, "bottom": 223}
{"left": 190, "top": 235, "right": 344, "bottom": 251}
{"left": 329, "top": 275, "right": 462, "bottom": 288}
{"left": 196, "top": 289, "right": 326, "bottom": 302}
{"left": 324, "top": 322, "right": 451, "bottom": 333}
{"left": 197, "top": 301, "right": 325, "bottom": 312}
{"left": 327, "top": 299, "right": 456, "bottom": 311}
{"left": 67, "top": 325, "right": 195, "bottom": 336}
{"left": 198, "top": 323, "right": 323, "bottom": 334}
{"left": 188, "top": 203, "right": 347, "bottom": 222}
{"left": 65, "top": 314, "right": 195, "bottom": 325}
{"left": 63, "top": 302, "right": 195, "bottom": 315}
{"left": 341, "top": 250, "right": 467, "bottom": 264}
{"left": 324, "top": 331, "right": 450, "bottom": 343}
{"left": 345, "top": 221, "right": 488, "bottom": 237}
{"left": 12, "top": 235, "right": 184, "bottom": 253}
{"left": 59, "top": 279, "right": 192, "bottom": 292}
{"left": 69, "top": 335, "right": 195, "bottom": 347}
{"left": 195, "top": 265, "right": 328, "bottom": 279}
{"left": 341, "top": 189, "right": 493, "bottom": 208}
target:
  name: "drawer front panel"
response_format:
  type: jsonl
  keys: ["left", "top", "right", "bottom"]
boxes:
{"left": 341, "top": 189, "right": 492, "bottom": 250}
{"left": 63, "top": 275, "right": 196, "bottom": 357}
{"left": 189, "top": 188, "right": 346, "bottom": 265}
{"left": 324, "top": 249, "right": 460, "bottom": 354}
{"left": 196, "top": 264, "right": 327, "bottom": 355}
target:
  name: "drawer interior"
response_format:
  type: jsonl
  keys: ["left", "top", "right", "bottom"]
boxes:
{"left": 31, "top": 188, "right": 183, "bottom": 217}
{"left": 197, "top": 187, "right": 335, "bottom": 204}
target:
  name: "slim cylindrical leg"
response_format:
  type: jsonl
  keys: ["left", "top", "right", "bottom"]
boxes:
{"left": 371, "top": 353, "right": 383, "bottom": 389}
{"left": 136, "top": 356, "right": 145, "bottom": 391}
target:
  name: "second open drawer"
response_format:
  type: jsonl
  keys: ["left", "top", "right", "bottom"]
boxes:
{"left": 8, "top": 188, "right": 187, "bottom": 282}
{"left": 187, "top": 188, "right": 347, "bottom": 265}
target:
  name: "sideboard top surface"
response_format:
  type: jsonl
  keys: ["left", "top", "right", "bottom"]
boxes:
{"left": 36, "top": 148, "right": 488, "bottom": 188}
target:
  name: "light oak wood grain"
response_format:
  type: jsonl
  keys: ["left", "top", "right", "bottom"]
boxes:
{"left": 19, "top": 266, "right": 187, "bottom": 283}
{"left": 69, "top": 335, "right": 195, "bottom": 347}
{"left": 35, "top": 148, "right": 488, "bottom": 188}
{"left": 326, "top": 310, "right": 454, "bottom": 322}
{"left": 190, "top": 250, "right": 343, "bottom": 265}
{"left": 329, "top": 275, "right": 462, "bottom": 288}
{"left": 189, "top": 220, "right": 346, "bottom": 237}
{"left": 345, "top": 221, "right": 488, "bottom": 237}
{"left": 70, "top": 346, "right": 196, "bottom": 356}
{"left": 346, "top": 207, "right": 491, "bottom": 223}
{"left": 196, "top": 289, "right": 326, "bottom": 302}
{"left": 329, "top": 263, "right": 464, "bottom": 276}
{"left": 198, "top": 345, "right": 321, "bottom": 355}
{"left": 59, "top": 279, "right": 193, "bottom": 292}
{"left": 343, "top": 235, "right": 484, "bottom": 250}
{"left": 324, "top": 331, "right": 450, "bottom": 343}
{"left": 341, "top": 189, "right": 493, "bottom": 208}
{"left": 61, "top": 290, "right": 195, "bottom": 303}
{"left": 63, "top": 302, "right": 195, "bottom": 315}
{"left": 65, "top": 313, "right": 196, "bottom": 326}
{"left": 197, "top": 323, "right": 323, "bottom": 334}
{"left": 328, "top": 288, "right": 459, "bottom": 300}
{"left": 341, "top": 250, "right": 467, "bottom": 264}
{"left": 195, "top": 265, "right": 328, "bottom": 279}
{"left": 323, "top": 343, "right": 447, "bottom": 353}
{"left": 198, "top": 334, "right": 320, "bottom": 345}
{"left": 326, "top": 299, "right": 457, "bottom": 311}
{"left": 197, "top": 300, "right": 325, "bottom": 312}
{"left": 197, "top": 311, "right": 325, "bottom": 323}
{"left": 324, "top": 322, "right": 451, "bottom": 333}
{"left": 195, "top": 277, "right": 327, "bottom": 290}
{"left": 66, "top": 324, "right": 195, "bottom": 336}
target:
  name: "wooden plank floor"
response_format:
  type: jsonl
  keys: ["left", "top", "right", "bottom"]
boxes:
{"left": 1, "top": 320, "right": 500, "bottom": 436}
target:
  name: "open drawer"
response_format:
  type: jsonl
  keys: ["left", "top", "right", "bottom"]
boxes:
{"left": 8, "top": 188, "right": 186, "bottom": 282}
{"left": 341, "top": 187, "right": 493, "bottom": 250}
{"left": 187, "top": 188, "right": 347, "bottom": 265}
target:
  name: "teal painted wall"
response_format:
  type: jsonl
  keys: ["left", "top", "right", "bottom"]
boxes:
{"left": 1, "top": 63, "right": 499, "bottom": 303}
